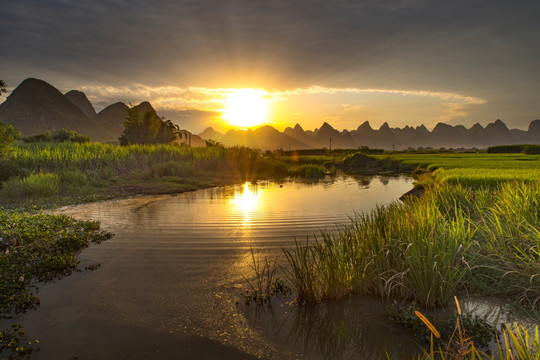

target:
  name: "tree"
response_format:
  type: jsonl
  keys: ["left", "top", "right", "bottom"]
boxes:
{"left": 119, "top": 107, "right": 179, "bottom": 145}
{"left": 0, "top": 80, "right": 20, "bottom": 155}
{"left": 0, "top": 80, "right": 7, "bottom": 97}
{"left": 0, "top": 123, "right": 20, "bottom": 156}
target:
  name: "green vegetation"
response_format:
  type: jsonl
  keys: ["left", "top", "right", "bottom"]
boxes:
{"left": 387, "top": 153, "right": 540, "bottom": 186}
{"left": 488, "top": 144, "right": 540, "bottom": 154}
{"left": 21, "top": 128, "right": 90, "bottom": 144}
{"left": 119, "top": 107, "right": 179, "bottom": 145}
{"left": 0, "top": 122, "right": 20, "bottom": 156}
{"left": 415, "top": 299, "right": 540, "bottom": 359}
{"left": 0, "top": 142, "right": 356, "bottom": 208}
{"left": 387, "top": 302, "right": 498, "bottom": 347}
{"left": 284, "top": 181, "right": 540, "bottom": 313}
{"left": 0, "top": 80, "right": 6, "bottom": 97}
{"left": 0, "top": 210, "right": 112, "bottom": 357}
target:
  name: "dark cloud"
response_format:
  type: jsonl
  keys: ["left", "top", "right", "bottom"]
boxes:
{"left": 2, "top": 0, "right": 539, "bottom": 128}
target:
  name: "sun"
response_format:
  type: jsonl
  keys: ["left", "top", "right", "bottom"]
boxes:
{"left": 222, "top": 89, "right": 268, "bottom": 128}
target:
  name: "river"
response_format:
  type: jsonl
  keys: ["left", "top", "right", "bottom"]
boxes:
{"left": 4, "top": 175, "right": 420, "bottom": 359}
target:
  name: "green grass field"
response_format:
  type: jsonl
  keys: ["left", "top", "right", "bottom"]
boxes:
{"left": 386, "top": 153, "right": 540, "bottom": 186}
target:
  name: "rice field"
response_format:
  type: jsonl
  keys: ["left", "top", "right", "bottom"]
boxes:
{"left": 386, "top": 153, "right": 540, "bottom": 186}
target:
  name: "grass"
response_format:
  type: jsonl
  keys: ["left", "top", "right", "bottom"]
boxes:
{"left": 386, "top": 153, "right": 540, "bottom": 186}
{"left": 0, "top": 142, "right": 346, "bottom": 208}
{"left": 282, "top": 181, "right": 540, "bottom": 315}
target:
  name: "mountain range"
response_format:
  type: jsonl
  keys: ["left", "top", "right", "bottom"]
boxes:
{"left": 0, "top": 78, "right": 203, "bottom": 144}
{"left": 201, "top": 119, "right": 540, "bottom": 150}
{"left": 0, "top": 78, "right": 538, "bottom": 149}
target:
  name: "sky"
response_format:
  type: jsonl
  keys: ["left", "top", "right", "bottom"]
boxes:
{"left": 1, "top": 0, "right": 539, "bottom": 133}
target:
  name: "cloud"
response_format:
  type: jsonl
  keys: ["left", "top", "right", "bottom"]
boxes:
{"left": 2, "top": 0, "right": 538, "bottom": 128}
{"left": 280, "top": 86, "right": 486, "bottom": 105}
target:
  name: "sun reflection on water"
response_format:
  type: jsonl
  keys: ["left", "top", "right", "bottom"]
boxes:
{"left": 230, "top": 182, "right": 260, "bottom": 227}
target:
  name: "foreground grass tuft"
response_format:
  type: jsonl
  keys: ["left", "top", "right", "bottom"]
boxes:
{"left": 284, "top": 181, "right": 540, "bottom": 314}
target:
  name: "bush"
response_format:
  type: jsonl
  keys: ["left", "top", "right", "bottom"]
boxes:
{"left": 22, "top": 128, "right": 90, "bottom": 143}
{"left": 0, "top": 159, "right": 28, "bottom": 183}
{"left": 0, "top": 122, "right": 20, "bottom": 155}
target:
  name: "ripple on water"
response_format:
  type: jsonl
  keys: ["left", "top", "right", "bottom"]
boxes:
{"left": 10, "top": 175, "right": 421, "bottom": 359}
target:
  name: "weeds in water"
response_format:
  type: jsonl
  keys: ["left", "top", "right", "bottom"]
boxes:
{"left": 497, "top": 323, "right": 540, "bottom": 360}
{"left": 414, "top": 297, "right": 539, "bottom": 360}
{"left": 0, "top": 210, "right": 112, "bottom": 318}
{"left": 0, "top": 323, "right": 39, "bottom": 359}
{"left": 387, "top": 300, "right": 498, "bottom": 348}
{"left": 243, "top": 248, "right": 291, "bottom": 305}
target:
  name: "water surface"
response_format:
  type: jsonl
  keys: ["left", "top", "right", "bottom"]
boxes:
{"left": 3, "top": 175, "right": 417, "bottom": 359}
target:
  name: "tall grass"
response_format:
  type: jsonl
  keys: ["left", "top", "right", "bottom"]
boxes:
{"left": 284, "top": 181, "right": 540, "bottom": 312}
{"left": 0, "top": 142, "right": 276, "bottom": 206}
{"left": 0, "top": 173, "right": 60, "bottom": 200}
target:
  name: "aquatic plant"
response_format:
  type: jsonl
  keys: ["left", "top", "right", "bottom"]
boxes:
{"left": 0, "top": 210, "right": 113, "bottom": 318}
{"left": 415, "top": 298, "right": 540, "bottom": 360}
{"left": 243, "top": 248, "right": 290, "bottom": 304}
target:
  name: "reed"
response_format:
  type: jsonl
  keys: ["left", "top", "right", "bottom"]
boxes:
{"left": 0, "top": 172, "right": 60, "bottom": 201}
{"left": 284, "top": 181, "right": 540, "bottom": 313}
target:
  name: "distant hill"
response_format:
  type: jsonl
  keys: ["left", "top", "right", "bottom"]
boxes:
{"left": 93, "top": 102, "right": 130, "bottom": 142}
{"left": 1, "top": 78, "right": 538, "bottom": 149}
{"left": 0, "top": 78, "right": 104, "bottom": 140}
{"left": 198, "top": 127, "right": 223, "bottom": 141}
{"left": 215, "top": 119, "right": 539, "bottom": 150}
{"left": 65, "top": 90, "right": 96, "bottom": 119}
{"left": 0, "top": 78, "right": 184, "bottom": 143}
{"left": 221, "top": 125, "right": 310, "bottom": 150}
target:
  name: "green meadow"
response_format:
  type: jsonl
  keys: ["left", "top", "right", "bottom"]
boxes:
{"left": 386, "top": 153, "right": 540, "bottom": 186}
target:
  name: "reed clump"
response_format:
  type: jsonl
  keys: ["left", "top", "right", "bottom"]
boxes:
{"left": 284, "top": 181, "right": 540, "bottom": 315}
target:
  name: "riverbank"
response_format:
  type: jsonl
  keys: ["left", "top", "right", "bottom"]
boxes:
{"left": 279, "top": 152, "right": 540, "bottom": 358}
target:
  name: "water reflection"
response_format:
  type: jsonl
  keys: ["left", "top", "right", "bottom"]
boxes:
{"left": 244, "top": 296, "right": 421, "bottom": 359}
{"left": 230, "top": 182, "right": 260, "bottom": 227}
{"left": 29, "top": 175, "right": 416, "bottom": 359}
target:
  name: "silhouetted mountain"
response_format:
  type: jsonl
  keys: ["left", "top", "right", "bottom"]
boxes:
{"left": 350, "top": 121, "right": 376, "bottom": 146}
{"left": 528, "top": 119, "right": 540, "bottom": 142}
{"left": 221, "top": 125, "right": 310, "bottom": 150}
{"left": 284, "top": 123, "right": 317, "bottom": 148}
{"left": 3, "top": 79, "right": 537, "bottom": 149}
{"left": 198, "top": 127, "right": 223, "bottom": 141}
{"left": 214, "top": 118, "right": 539, "bottom": 150}
{"left": 431, "top": 122, "right": 465, "bottom": 147}
{"left": 65, "top": 90, "right": 96, "bottom": 118}
{"left": 485, "top": 119, "right": 511, "bottom": 144}
{"left": 374, "top": 122, "right": 400, "bottom": 148}
{"left": 0, "top": 78, "right": 103, "bottom": 139}
{"left": 392, "top": 125, "right": 416, "bottom": 142}
{"left": 314, "top": 122, "right": 356, "bottom": 148}
{"left": 93, "top": 102, "right": 130, "bottom": 142}
{"left": 93, "top": 101, "right": 163, "bottom": 142}
{"left": 134, "top": 101, "right": 156, "bottom": 115}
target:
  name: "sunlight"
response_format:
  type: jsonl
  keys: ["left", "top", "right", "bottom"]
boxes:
{"left": 222, "top": 89, "right": 268, "bottom": 128}
{"left": 231, "top": 182, "right": 259, "bottom": 214}
{"left": 230, "top": 182, "right": 260, "bottom": 227}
